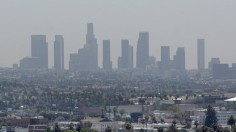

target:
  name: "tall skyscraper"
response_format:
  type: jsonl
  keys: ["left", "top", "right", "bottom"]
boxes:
{"left": 136, "top": 32, "right": 149, "bottom": 70}
{"left": 54, "top": 35, "right": 64, "bottom": 70}
{"left": 174, "top": 47, "right": 185, "bottom": 72}
{"left": 118, "top": 40, "right": 133, "bottom": 70}
{"left": 103, "top": 40, "right": 112, "bottom": 71}
{"left": 31, "top": 35, "right": 48, "bottom": 69}
{"left": 197, "top": 39, "right": 205, "bottom": 71}
{"left": 129, "top": 45, "right": 133, "bottom": 69}
{"left": 160, "top": 46, "right": 170, "bottom": 71}
{"left": 69, "top": 23, "right": 98, "bottom": 71}
{"left": 85, "top": 23, "right": 98, "bottom": 70}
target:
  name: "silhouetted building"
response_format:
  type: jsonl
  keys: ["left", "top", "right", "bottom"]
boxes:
{"left": 118, "top": 40, "right": 132, "bottom": 69}
{"left": 174, "top": 47, "right": 185, "bottom": 72}
{"left": 69, "top": 23, "right": 98, "bottom": 71}
{"left": 232, "top": 63, "right": 236, "bottom": 69}
{"left": 136, "top": 32, "right": 149, "bottom": 70}
{"left": 129, "top": 45, "right": 133, "bottom": 69}
{"left": 20, "top": 57, "right": 40, "bottom": 69}
{"left": 103, "top": 40, "right": 112, "bottom": 71}
{"left": 54, "top": 35, "right": 64, "bottom": 70}
{"left": 212, "top": 64, "right": 229, "bottom": 79}
{"left": 197, "top": 39, "right": 205, "bottom": 71}
{"left": 31, "top": 35, "right": 48, "bottom": 69}
{"left": 13, "top": 64, "right": 18, "bottom": 69}
{"left": 159, "top": 46, "right": 170, "bottom": 72}
{"left": 69, "top": 53, "right": 80, "bottom": 71}
{"left": 208, "top": 58, "right": 220, "bottom": 71}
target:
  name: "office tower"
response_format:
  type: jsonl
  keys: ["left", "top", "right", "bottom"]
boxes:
{"left": 31, "top": 35, "right": 48, "bottom": 69}
{"left": 54, "top": 35, "right": 64, "bottom": 70}
{"left": 212, "top": 64, "right": 229, "bottom": 79}
{"left": 118, "top": 40, "right": 129, "bottom": 69}
{"left": 20, "top": 57, "right": 40, "bottom": 69}
{"left": 197, "top": 39, "right": 205, "bottom": 71}
{"left": 129, "top": 45, "right": 133, "bottom": 69}
{"left": 69, "top": 23, "right": 98, "bottom": 71}
{"left": 174, "top": 47, "right": 185, "bottom": 72}
{"left": 118, "top": 40, "right": 133, "bottom": 70}
{"left": 103, "top": 40, "right": 112, "bottom": 70}
{"left": 69, "top": 53, "right": 80, "bottom": 71}
{"left": 208, "top": 58, "right": 220, "bottom": 70}
{"left": 85, "top": 23, "right": 98, "bottom": 70}
{"left": 160, "top": 46, "right": 170, "bottom": 72}
{"left": 136, "top": 32, "right": 149, "bottom": 70}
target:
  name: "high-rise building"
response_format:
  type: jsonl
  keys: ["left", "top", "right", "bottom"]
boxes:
{"left": 54, "top": 35, "right": 64, "bottom": 70}
{"left": 136, "top": 32, "right": 149, "bottom": 70}
{"left": 118, "top": 40, "right": 130, "bottom": 69}
{"left": 85, "top": 23, "right": 98, "bottom": 70}
{"left": 212, "top": 64, "right": 229, "bottom": 79}
{"left": 31, "top": 35, "right": 48, "bottom": 69}
{"left": 160, "top": 46, "right": 170, "bottom": 72}
{"left": 118, "top": 40, "right": 133, "bottom": 70}
{"left": 174, "top": 47, "right": 185, "bottom": 72}
{"left": 208, "top": 58, "right": 220, "bottom": 71}
{"left": 20, "top": 57, "right": 40, "bottom": 69}
{"left": 129, "top": 45, "right": 133, "bottom": 69}
{"left": 103, "top": 40, "right": 112, "bottom": 71}
{"left": 69, "top": 23, "right": 98, "bottom": 71}
{"left": 197, "top": 39, "right": 205, "bottom": 71}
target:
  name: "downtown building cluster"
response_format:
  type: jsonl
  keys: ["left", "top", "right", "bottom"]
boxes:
{"left": 19, "top": 23, "right": 185, "bottom": 72}
{"left": 18, "top": 23, "right": 236, "bottom": 79}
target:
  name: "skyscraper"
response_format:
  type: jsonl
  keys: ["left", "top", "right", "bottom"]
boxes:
{"left": 85, "top": 23, "right": 98, "bottom": 70}
{"left": 31, "top": 35, "right": 48, "bottom": 69}
{"left": 103, "top": 40, "right": 112, "bottom": 71}
{"left": 136, "top": 32, "right": 149, "bottom": 70}
{"left": 54, "top": 35, "right": 64, "bottom": 70}
{"left": 69, "top": 23, "right": 98, "bottom": 71}
{"left": 160, "top": 46, "right": 170, "bottom": 72}
{"left": 129, "top": 45, "right": 133, "bottom": 69}
{"left": 174, "top": 47, "right": 185, "bottom": 72}
{"left": 197, "top": 39, "right": 205, "bottom": 71}
{"left": 118, "top": 40, "right": 133, "bottom": 70}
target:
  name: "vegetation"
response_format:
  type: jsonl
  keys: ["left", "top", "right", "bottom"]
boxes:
{"left": 54, "top": 123, "right": 61, "bottom": 132}
{"left": 227, "top": 115, "right": 235, "bottom": 127}
{"left": 205, "top": 105, "right": 217, "bottom": 127}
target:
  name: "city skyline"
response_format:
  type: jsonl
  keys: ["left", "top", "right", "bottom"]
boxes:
{"left": 1, "top": 0, "right": 236, "bottom": 69}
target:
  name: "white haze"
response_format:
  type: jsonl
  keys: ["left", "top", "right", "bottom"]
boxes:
{"left": 0, "top": 0, "right": 236, "bottom": 69}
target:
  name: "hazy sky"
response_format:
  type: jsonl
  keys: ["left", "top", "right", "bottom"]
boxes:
{"left": 1, "top": 0, "right": 236, "bottom": 69}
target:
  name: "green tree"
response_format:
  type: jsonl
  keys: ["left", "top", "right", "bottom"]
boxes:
{"left": 205, "top": 105, "right": 217, "bottom": 127}
{"left": 124, "top": 123, "right": 133, "bottom": 132}
{"left": 172, "top": 119, "right": 177, "bottom": 126}
{"left": 227, "top": 115, "right": 235, "bottom": 127}
{"left": 196, "top": 126, "right": 214, "bottom": 132}
{"left": 45, "top": 127, "right": 51, "bottom": 132}
{"left": 194, "top": 121, "right": 199, "bottom": 129}
{"left": 83, "top": 121, "right": 92, "bottom": 128}
{"left": 231, "top": 125, "right": 236, "bottom": 132}
{"left": 76, "top": 124, "right": 81, "bottom": 132}
{"left": 140, "top": 118, "right": 145, "bottom": 128}
{"left": 157, "top": 127, "right": 164, "bottom": 132}
{"left": 152, "top": 116, "right": 157, "bottom": 123}
{"left": 54, "top": 123, "right": 61, "bottom": 132}
{"left": 80, "top": 128, "right": 98, "bottom": 132}
{"left": 167, "top": 124, "right": 178, "bottom": 132}
{"left": 160, "top": 118, "right": 165, "bottom": 123}
{"left": 105, "top": 126, "right": 112, "bottom": 132}
{"left": 144, "top": 115, "right": 149, "bottom": 128}
{"left": 113, "top": 106, "right": 117, "bottom": 121}
{"left": 69, "top": 123, "right": 74, "bottom": 130}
